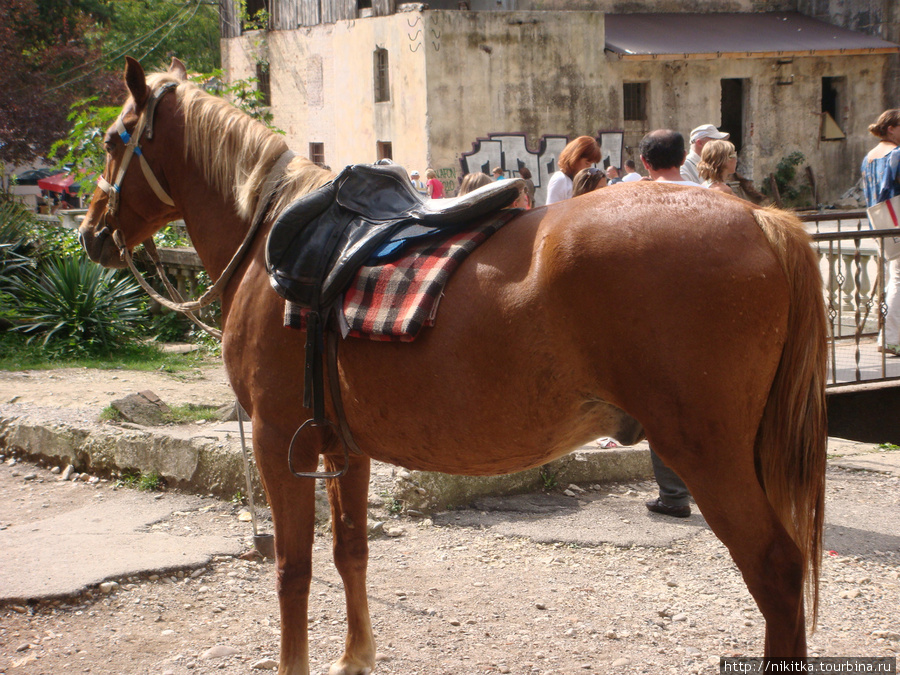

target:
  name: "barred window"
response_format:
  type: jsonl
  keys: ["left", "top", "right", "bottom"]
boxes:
{"left": 374, "top": 48, "right": 390, "bottom": 103}
{"left": 623, "top": 82, "right": 647, "bottom": 122}
{"left": 309, "top": 142, "right": 325, "bottom": 167}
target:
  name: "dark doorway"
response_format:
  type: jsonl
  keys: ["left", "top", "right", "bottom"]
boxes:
{"left": 720, "top": 78, "right": 746, "bottom": 153}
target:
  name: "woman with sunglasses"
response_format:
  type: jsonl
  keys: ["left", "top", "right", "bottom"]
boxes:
{"left": 697, "top": 140, "right": 738, "bottom": 196}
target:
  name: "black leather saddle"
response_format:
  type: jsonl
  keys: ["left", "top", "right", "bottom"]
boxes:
{"left": 266, "top": 163, "right": 523, "bottom": 314}
{"left": 264, "top": 163, "right": 523, "bottom": 455}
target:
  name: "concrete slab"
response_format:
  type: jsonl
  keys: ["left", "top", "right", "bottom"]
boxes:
{"left": 831, "top": 449, "right": 900, "bottom": 474}
{"left": 0, "top": 490, "right": 242, "bottom": 603}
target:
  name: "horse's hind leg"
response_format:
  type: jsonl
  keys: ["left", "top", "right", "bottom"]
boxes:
{"left": 323, "top": 452, "right": 376, "bottom": 675}
{"left": 652, "top": 439, "right": 807, "bottom": 658}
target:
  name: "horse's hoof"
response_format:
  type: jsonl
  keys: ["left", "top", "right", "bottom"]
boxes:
{"left": 328, "top": 660, "right": 372, "bottom": 675}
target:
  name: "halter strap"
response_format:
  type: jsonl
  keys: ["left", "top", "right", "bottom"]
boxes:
{"left": 97, "top": 83, "right": 178, "bottom": 214}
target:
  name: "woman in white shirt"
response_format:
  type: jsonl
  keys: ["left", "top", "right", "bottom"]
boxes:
{"left": 545, "top": 136, "right": 603, "bottom": 205}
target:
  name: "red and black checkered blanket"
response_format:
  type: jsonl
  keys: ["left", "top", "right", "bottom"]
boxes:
{"left": 284, "top": 211, "right": 517, "bottom": 341}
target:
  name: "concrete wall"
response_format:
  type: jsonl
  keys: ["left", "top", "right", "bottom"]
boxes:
{"left": 222, "top": 14, "right": 428, "bottom": 172}
{"left": 612, "top": 52, "right": 893, "bottom": 201}
{"left": 222, "top": 8, "right": 895, "bottom": 202}
{"left": 423, "top": 11, "right": 610, "bottom": 195}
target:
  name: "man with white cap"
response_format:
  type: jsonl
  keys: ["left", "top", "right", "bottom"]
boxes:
{"left": 409, "top": 170, "right": 428, "bottom": 196}
{"left": 680, "top": 124, "right": 730, "bottom": 184}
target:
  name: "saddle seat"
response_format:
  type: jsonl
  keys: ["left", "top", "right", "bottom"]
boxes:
{"left": 266, "top": 163, "right": 523, "bottom": 313}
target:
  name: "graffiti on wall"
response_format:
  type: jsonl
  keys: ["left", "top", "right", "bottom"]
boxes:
{"left": 437, "top": 167, "right": 457, "bottom": 196}
{"left": 459, "top": 131, "right": 624, "bottom": 206}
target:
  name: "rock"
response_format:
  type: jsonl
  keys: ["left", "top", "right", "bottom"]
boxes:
{"left": 50, "top": 466, "right": 61, "bottom": 474}
{"left": 200, "top": 645, "right": 239, "bottom": 659}
{"left": 612, "top": 657, "right": 631, "bottom": 667}
{"left": 384, "top": 526, "right": 405, "bottom": 538}
{"left": 23, "top": 473, "right": 37, "bottom": 481}
{"left": 216, "top": 403, "right": 238, "bottom": 422}
{"left": 251, "top": 657, "right": 279, "bottom": 669}
{"left": 238, "top": 510, "right": 253, "bottom": 522}
{"left": 59, "top": 465, "right": 74, "bottom": 481}
{"left": 673, "top": 613, "right": 687, "bottom": 622}
{"left": 99, "top": 581, "right": 119, "bottom": 594}
{"left": 110, "top": 390, "right": 171, "bottom": 426}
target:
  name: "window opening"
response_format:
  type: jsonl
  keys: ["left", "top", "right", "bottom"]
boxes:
{"left": 623, "top": 82, "right": 647, "bottom": 122}
{"left": 720, "top": 78, "right": 747, "bottom": 153}
{"left": 309, "top": 142, "right": 325, "bottom": 167}
{"left": 374, "top": 48, "right": 390, "bottom": 103}
{"left": 256, "top": 62, "right": 271, "bottom": 107}
{"left": 821, "top": 77, "right": 846, "bottom": 140}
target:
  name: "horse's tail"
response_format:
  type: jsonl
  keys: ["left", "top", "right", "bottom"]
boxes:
{"left": 752, "top": 205, "right": 828, "bottom": 626}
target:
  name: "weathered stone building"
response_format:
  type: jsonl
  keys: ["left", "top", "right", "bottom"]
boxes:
{"left": 219, "top": 1, "right": 899, "bottom": 204}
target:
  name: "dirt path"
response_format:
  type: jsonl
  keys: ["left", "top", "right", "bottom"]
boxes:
{"left": 0, "top": 366, "right": 898, "bottom": 674}
{"left": 1, "top": 456, "right": 898, "bottom": 675}
{"left": 0, "top": 364, "right": 234, "bottom": 411}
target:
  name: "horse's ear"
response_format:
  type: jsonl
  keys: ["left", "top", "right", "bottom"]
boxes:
{"left": 169, "top": 57, "right": 187, "bottom": 81}
{"left": 124, "top": 56, "right": 149, "bottom": 109}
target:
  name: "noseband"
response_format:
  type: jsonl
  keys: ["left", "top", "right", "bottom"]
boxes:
{"left": 97, "top": 82, "right": 178, "bottom": 215}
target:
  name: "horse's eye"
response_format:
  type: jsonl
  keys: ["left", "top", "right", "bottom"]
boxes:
{"left": 104, "top": 140, "right": 115, "bottom": 153}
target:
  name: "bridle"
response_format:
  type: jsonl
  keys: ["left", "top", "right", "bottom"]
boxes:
{"left": 93, "top": 80, "right": 295, "bottom": 340}
{"left": 97, "top": 82, "right": 178, "bottom": 217}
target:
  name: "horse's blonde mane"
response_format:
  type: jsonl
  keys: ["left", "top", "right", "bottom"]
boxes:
{"left": 145, "top": 72, "right": 334, "bottom": 222}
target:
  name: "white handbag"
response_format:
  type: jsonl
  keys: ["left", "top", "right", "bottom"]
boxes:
{"left": 866, "top": 194, "right": 900, "bottom": 260}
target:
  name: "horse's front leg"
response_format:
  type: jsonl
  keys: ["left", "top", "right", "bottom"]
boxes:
{"left": 253, "top": 421, "right": 319, "bottom": 675}
{"left": 324, "top": 452, "right": 376, "bottom": 675}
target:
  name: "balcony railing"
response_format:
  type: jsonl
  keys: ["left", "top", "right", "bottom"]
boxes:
{"left": 802, "top": 210, "right": 900, "bottom": 388}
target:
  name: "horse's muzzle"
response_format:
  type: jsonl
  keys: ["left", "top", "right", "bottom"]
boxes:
{"left": 79, "top": 220, "right": 127, "bottom": 269}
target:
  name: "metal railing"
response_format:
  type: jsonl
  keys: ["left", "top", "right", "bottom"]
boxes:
{"left": 802, "top": 210, "right": 900, "bottom": 388}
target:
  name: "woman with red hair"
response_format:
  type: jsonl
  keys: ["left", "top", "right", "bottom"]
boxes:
{"left": 545, "top": 135, "right": 602, "bottom": 205}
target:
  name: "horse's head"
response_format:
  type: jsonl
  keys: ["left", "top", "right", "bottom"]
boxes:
{"left": 80, "top": 57, "right": 186, "bottom": 268}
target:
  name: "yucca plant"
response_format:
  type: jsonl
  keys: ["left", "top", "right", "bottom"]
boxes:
{"left": 0, "top": 199, "right": 35, "bottom": 329}
{"left": 9, "top": 255, "right": 146, "bottom": 356}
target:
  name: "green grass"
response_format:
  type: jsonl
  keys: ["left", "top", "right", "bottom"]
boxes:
{"left": 0, "top": 332, "right": 218, "bottom": 372}
{"left": 99, "top": 406, "right": 123, "bottom": 422}
{"left": 162, "top": 403, "right": 221, "bottom": 424}
{"left": 118, "top": 470, "right": 164, "bottom": 492}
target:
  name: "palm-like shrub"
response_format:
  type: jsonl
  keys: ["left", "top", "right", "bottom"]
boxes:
{"left": 9, "top": 255, "right": 145, "bottom": 356}
{"left": 0, "top": 199, "right": 35, "bottom": 328}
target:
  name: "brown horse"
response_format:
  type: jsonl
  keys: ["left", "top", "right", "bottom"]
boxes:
{"left": 80, "top": 58, "right": 827, "bottom": 675}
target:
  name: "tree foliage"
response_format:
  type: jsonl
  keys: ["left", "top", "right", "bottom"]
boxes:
{"left": 0, "top": 0, "right": 118, "bottom": 165}
{"left": 0, "top": 0, "right": 220, "bottom": 166}
{"left": 94, "top": 1, "right": 220, "bottom": 74}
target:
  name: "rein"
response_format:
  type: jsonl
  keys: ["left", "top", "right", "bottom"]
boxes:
{"left": 98, "top": 79, "right": 296, "bottom": 338}
{"left": 111, "top": 148, "right": 296, "bottom": 334}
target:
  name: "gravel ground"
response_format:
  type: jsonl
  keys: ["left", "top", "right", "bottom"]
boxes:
{"left": 1, "top": 454, "right": 898, "bottom": 675}
{"left": 1, "top": 366, "right": 898, "bottom": 674}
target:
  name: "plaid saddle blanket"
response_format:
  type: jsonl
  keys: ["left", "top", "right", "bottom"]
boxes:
{"left": 284, "top": 211, "right": 517, "bottom": 341}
